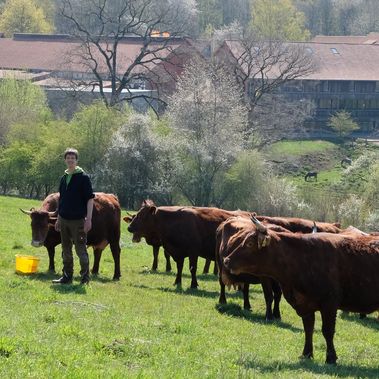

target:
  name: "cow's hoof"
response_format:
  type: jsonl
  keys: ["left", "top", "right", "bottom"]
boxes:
{"left": 243, "top": 306, "right": 252, "bottom": 312}
{"left": 165, "top": 268, "right": 172, "bottom": 272}
{"left": 151, "top": 267, "right": 158, "bottom": 272}
{"left": 112, "top": 276, "right": 120, "bottom": 281}
{"left": 300, "top": 353, "right": 313, "bottom": 360}
{"left": 325, "top": 359, "right": 337, "bottom": 365}
{"left": 325, "top": 354, "right": 337, "bottom": 365}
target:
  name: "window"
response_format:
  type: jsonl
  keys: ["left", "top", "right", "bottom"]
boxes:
{"left": 328, "top": 81, "right": 350, "bottom": 93}
{"left": 354, "top": 81, "right": 376, "bottom": 93}
{"left": 319, "top": 98, "right": 331, "bottom": 108}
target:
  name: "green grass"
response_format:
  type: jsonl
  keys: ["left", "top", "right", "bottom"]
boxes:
{"left": 1, "top": 195, "right": 379, "bottom": 378}
{"left": 267, "top": 140, "right": 337, "bottom": 158}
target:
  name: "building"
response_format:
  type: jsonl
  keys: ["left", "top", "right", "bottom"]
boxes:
{"left": 1, "top": 33, "right": 379, "bottom": 135}
{"left": 218, "top": 39, "right": 379, "bottom": 135}
{"left": 0, "top": 33, "right": 197, "bottom": 115}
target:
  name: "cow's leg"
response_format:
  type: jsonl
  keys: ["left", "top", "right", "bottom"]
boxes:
{"left": 91, "top": 248, "right": 102, "bottom": 275}
{"left": 242, "top": 283, "right": 251, "bottom": 311}
{"left": 164, "top": 250, "right": 172, "bottom": 272}
{"left": 301, "top": 312, "right": 315, "bottom": 359}
{"left": 174, "top": 257, "right": 184, "bottom": 287}
{"left": 152, "top": 245, "right": 159, "bottom": 271}
{"left": 110, "top": 241, "right": 121, "bottom": 280}
{"left": 203, "top": 259, "right": 211, "bottom": 274}
{"left": 189, "top": 255, "right": 199, "bottom": 289}
{"left": 47, "top": 246, "right": 55, "bottom": 272}
{"left": 218, "top": 275, "right": 227, "bottom": 305}
{"left": 261, "top": 278, "right": 274, "bottom": 320}
{"left": 320, "top": 307, "right": 338, "bottom": 364}
{"left": 213, "top": 262, "right": 218, "bottom": 276}
{"left": 272, "top": 280, "right": 282, "bottom": 319}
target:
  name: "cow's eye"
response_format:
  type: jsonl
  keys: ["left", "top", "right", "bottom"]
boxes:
{"left": 246, "top": 241, "right": 254, "bottom": 248}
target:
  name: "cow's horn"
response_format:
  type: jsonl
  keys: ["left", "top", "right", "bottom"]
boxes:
{"left": 312, "top": 221, "right": 317, "bottom": 234}
{"left": 20, "top": 208, "right": 32, "bottom": 215}
{"left": 126, "top": 211, "right": 133, "bottom": 217}
{"left": 251, "top": 215, "right": 267, "bottom": 233}
{"left": 48, "top": 210, "right": 58, "bottom": 217}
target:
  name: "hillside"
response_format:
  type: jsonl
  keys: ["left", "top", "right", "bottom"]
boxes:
{"left": 265, "top": 139, "right": 379, "bottom": 192}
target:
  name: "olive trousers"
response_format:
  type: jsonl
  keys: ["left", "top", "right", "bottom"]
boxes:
{"left": 60, "top": 217, "right": 90, "bottom": 280}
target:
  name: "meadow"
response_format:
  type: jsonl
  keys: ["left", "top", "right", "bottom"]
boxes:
{"left": 1, "top": 195, "right": 379, "bottom": 378}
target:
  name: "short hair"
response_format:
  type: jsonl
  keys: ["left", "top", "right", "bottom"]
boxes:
{"left": 64, "top": 148, "right": 79, "bottom": 160}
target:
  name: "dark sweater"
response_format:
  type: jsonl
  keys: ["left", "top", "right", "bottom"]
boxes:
{"left": 58, "top": 172, "right": 95, "bottom": 220}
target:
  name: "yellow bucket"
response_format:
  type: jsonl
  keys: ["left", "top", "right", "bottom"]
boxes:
{"left": 15, "top": 255, "right": 40, "bottom": 274}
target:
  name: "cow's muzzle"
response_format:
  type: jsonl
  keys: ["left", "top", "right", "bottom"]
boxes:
{"left": 223, "top": 257, "right": 230, "bottom": 269}
{"left": 132, "top": 234, "right": 141, "bottom": 243}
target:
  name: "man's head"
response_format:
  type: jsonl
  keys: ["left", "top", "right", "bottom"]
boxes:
{"left": 64, "top": 148, "right": 79, "bottom": 170}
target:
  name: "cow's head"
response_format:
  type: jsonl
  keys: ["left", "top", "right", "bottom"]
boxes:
{"left": 20, "top": 208, "right": 57, "bottom": 247}
{"left": 127, "top": 200, "right": 157, "bottom": 243}
{"left": 223, "top": 215, "right": 271, "bottom": 276}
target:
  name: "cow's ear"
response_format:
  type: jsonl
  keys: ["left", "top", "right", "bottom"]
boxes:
{"left": 149, "top": 206, "right": 157, "bottom": 215}
{"left": 257, "top": 232, "right": 271, "bottom": 250}
{"left": 123, "top": 216, "right": 132, "bottom": 223}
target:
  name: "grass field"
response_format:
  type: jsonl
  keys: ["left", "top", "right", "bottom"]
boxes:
{"left": 1, "top": 196, "right": 379, "bottom": 378}
{"left": 267, "top": 140, "right": 337, "bottom": 158}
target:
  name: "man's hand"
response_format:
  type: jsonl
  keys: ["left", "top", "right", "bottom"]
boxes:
{"left": 55, "top": 217, "right": 61, "bottom": 232}
{"left": 84, "top": 218, "right": 92, "bottom": 233}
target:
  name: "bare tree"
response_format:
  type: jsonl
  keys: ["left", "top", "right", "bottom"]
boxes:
{"left": 215, "top": 29, "right": 316, "bottom": 146}
{"left": 57, "top": 0, "right": 197, "bottom": 109}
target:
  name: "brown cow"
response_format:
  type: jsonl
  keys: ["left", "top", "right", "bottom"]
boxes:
{"left": 123, "top": 214, "right": 172, "bottom": 272}
{"left": 124, "top": 214, "right": 216, "bottom": 274}
{"left": 223, "top": 216, "right": 379, "bottom": 364}
{"left": 127, "top": 200, "right": 251, "bottom": 288}
{"left": 216, "top": 215, "right": 341, "bottom": 314}
{"left": 21, "top": 192, "right": 122, "bottom": 280}
{"left": 256, "top": 215, "right": 341, "bottom": 234}
{"left": 216, "top": 216, "right": 284, "bottom": 320}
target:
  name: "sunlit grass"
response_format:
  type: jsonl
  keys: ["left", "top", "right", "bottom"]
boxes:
{"left": 1, "top": 195, "right": 379, "bottom": 378}
{"left": 267, "top": 140, "right": 337, "bottom": 158}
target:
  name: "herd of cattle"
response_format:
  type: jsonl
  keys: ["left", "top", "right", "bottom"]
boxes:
{"left": 20, "top": 192, "right": 379, "bottom": 365}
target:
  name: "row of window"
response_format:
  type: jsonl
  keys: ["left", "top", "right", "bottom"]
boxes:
{"left": 278, "top": 80, "right": 379, "bottom": 94}
{"left": 317, "top": 98, "right": 379, "bottom": 110}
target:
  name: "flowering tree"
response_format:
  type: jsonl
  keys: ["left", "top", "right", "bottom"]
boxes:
{"left": 167, "top": 58, "right": 248, "bottom": 206}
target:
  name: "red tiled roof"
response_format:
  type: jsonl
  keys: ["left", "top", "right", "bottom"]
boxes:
{"left": 223, "top": 40, "right": 379, "bottom": 81}
{"left": 312, "top": 33, "right": 379, "bottom": 45}
{"left": 0, "top": 36, "right": 183, "bottom": 75}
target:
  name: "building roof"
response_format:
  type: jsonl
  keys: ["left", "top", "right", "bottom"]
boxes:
{"left": 0, "top": 34, "right": 184, "bottom": 75}
{"left": 223, "top": 40, "right": 379, "bottom": 81}
{"left": 312, "top": 32, "right": 379, "bottom": 45}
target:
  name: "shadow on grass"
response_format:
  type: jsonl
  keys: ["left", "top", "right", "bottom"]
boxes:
{"left": 138, "top": 269, "right": 219, "bottom": 283}
{"left": 21, "top": 271, "right": 115, "bottom": 284}
{"left": 216, "top": 303, "right": 302, "bottom": 333}
{"left": 237, "top": 356, "right": 379, "bottom": 378}
{"left": 339, "top": 312, "right": 379, "bottom": 331}
{"left": 130, "top": 283, "right": 220, "bottom": 299}
{"left": 50, "top": 283, "right": 87, "bottom": 294}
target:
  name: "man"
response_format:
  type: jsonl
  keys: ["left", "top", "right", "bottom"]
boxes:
{"left": 52, "top": 148, "right": 94, "bottom": 285}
